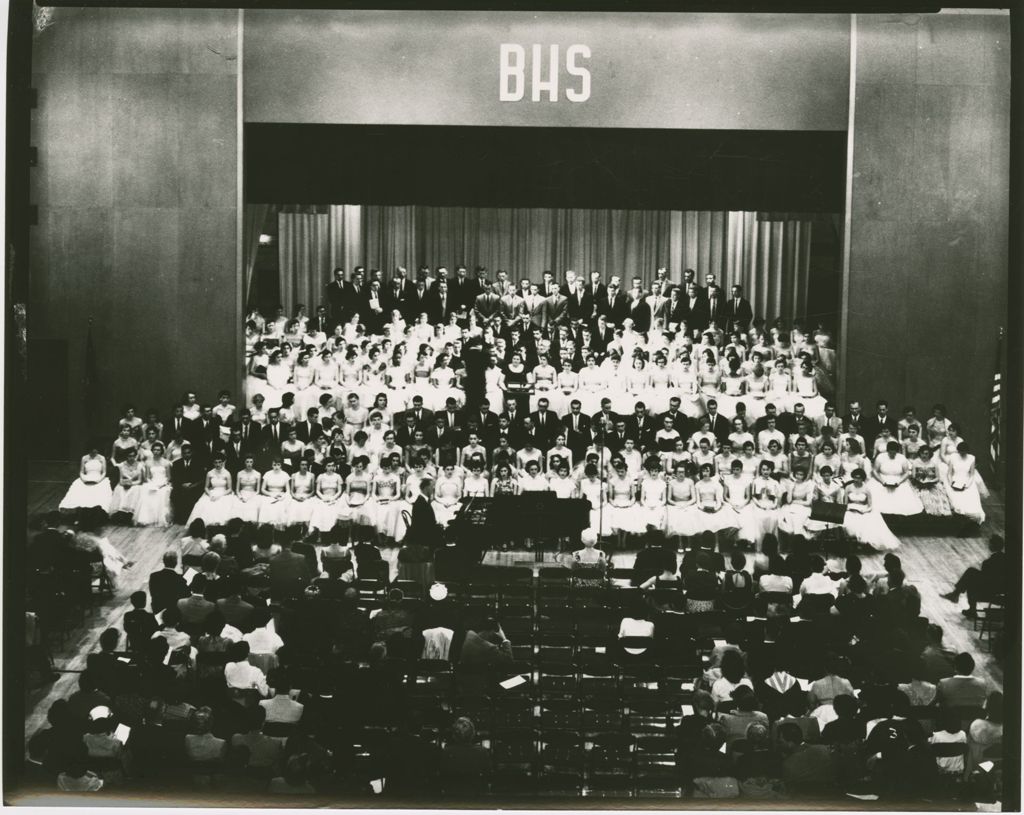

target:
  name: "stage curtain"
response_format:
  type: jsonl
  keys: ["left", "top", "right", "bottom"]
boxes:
{"left": 277, "top": 209, "right": 329, "bottom": 316}
{"left": 312, "top": 205, "right": 815, "bottom": 321}
{"left": 243, "top": 204, "right": 273, "bottom": 308}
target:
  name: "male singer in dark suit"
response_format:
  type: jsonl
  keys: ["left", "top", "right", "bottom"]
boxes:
{"left": 524, "top": 284, "right": 547, "bottom": 329}
{"left": 164, "top": 404, "right": 189, "bottom": 444}
{"left": 448, "top": 265, "right": 481, "bottom": 311}
{"left": 595, "top": 281, "right": 629, "bottom": 326}
{"left": 542, "top": 288, "right": 570, "bottom": 330}
{"left": 861, "top": 399, "right": 900, "bottom": 451}
{"left": 406, "top": 279, "right": 432, "bottom": 322}
{"left": 237, "top": 410, "right": 260, "bottom": 448}
{"left": 429, "top": 280, "right": 456, "bottom": 325}
{"left": 343, "top": 269, "right": 368, "bottom": 322}
{"left": 704, "top": 399, "right": 732, "bottom": 446}
{"left": 658, "top": 397, "right": 691, "bottom": 441}
{"left": 295, "top": 408, "right": 325, "bottom": 443}
{"left": 530, "top": 398, "right": 561, "bottom": 447}
{"left": 497, "top": 283, "right": 526, "bottom": 325}
{"left": 681, "top": 283, "right": 709, "bottom": 337}
{"left": 309, "top": 305, "right": 333, "bottom": 336}
{"left": 170, "top": 444, "right": 205, "bottom": 524}
{"left": 473, "top": 282, "right": 501, "bottom": 324}
{"left": 399, "top": 396, "right": 434, "bottom": 431}
{"left": 722, "top": 284, "right": 754, "bottom": 331}
{"left": 463, "top": 400, "right": 499, "bottom": 437}
{"left": 187, "top": 406, "right": 219, "bottom": 445}
{"left": 500, "top": 397, "right": 526, "bottom": 430}
{"left": 566, "top": 279, "right": 590, "bottom": 324}
{"left": 325, "top": 268, "right": 347, "bottom": 321}
{"left": 705, "top": 282, "right": 726, "bottom": 328}
{"left": 584, "top": 272, "right": 607, "bottom": 320}
{"left": 223, "top": 429, "right": 251, "bottom": 474}
{"left": 624, "top": 402, "right": 656, "bottom": 451}
{"left": 260, "top": 408, "right": 291, "bottom": 465}
{"left": 645, "top": 281, "right": 670, "bottom": 329}
{"left": 626, "top": 283, "right": 651, "bottom": 331}
{"left": 560, "top": 400, "right": 592, "bottom": 461}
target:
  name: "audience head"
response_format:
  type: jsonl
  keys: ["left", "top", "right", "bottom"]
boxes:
{"left": 953, "top": 652, "right": 975, "bottom": 676}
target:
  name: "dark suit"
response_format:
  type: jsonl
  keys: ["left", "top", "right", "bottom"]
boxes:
{"left": 325, "top": 279, "right": 346, "bottom": 320}
{"left": 705, "top": 413, "right": 732, "bottom": 446}
{"left": 237, "top": 420, "right": 261, "bottom": 450}
{"left": 497, "top": 294, "right": 526, "bottom": 324}
{"left": 861, "top": 414, "right": 900, "bottom": 451}
{"left": 646, "top": 294, "right": 670, "bottom": 328}
{"left": 473, "top": 292, "right": 501, "bottom": 323}
{"left": 399, "top": 407, "right": 434, "bottom": 431}
{"left": 405, "top": 288, "right": 432, "bottom": 322}
{"left": 223, "top": 440, "right": 251, "bottom": 473}
{"left": 176, "top": 593, "right": 216, "bottom": 627}
{"left": 584, "top": 282, "right": 607, "bottom": 318}
{"left": 308, "top": 313, "right": 334, "bottom": 336}
{"left": 187, "top": 416, "right": 219, "bottom": 445}
{"left": 627, "top": 295, "right": 651, "bottom": 332}
{"left": 722, "top": 296, "right": 754, "bottom": 331}
{"left": 681, "top": 296, "right": 709, "bottom": 334}
{"left": 295, "top": 419, "right": 325, "bottom": 444}
{"left": 625, "top": 415, "right": 656, "bottom": 450}
{"left": 499, "top": 408, "right": 526, "bottom": 430}
{"left": 149, "top": 568, "right": 188, "bottom": 614}
{"left": 561, "top": 411, "right": 592, "bottom": 459}
{"left": 529, "top": 410, "right": 561, "bottom": 446}
{"left": 430, "top": 292, "right": 457, "bottom": 325}
{"left": 658, "top": 410, "right": 692, "bottom": 440}
{"left": 566, "top": 287, "right": 590, "bottom": 323}
{"left": 705, "top": 290, "right": 727, "bottom": 327}
{"left": 344, "top": 281, "right": 369, "bottom": 321}
{"left": 595, "top": 292, "right": 629, "bottom": 326}
{"left": 463, "top": 408, "right": 499, "bottom": 436}
{"left": 605, "top": 430, "right": 630, "bottom": 456}
{"left": 260, "top": 421, "right": 291, "bottom": 457}
{"left": 449, "top": 277, "right": 481, "bottom": 311}
{"left": 268, "top": 549, "right": 313, "bottom": 600}
{"left": 542, "top": 294, "right": 569, "bottom": 329}
{"left": 170, "top": 457, "right": 205, "bottom": 523}
{"left": 163, "top": 415, "right": 189, "bottom": 443}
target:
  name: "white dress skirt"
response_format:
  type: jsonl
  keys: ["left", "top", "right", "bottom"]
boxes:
{"left": 344, "top": 480, "right": 375, "bottom": 527}
{"left": 257, "top": 470, "right": 293, "bottom": 526}
{"left": 134, "top": 462, "right": 173, "bottom": 527}
{"left": 432, "top": 478, "right": 463, "bottom": 527}
{"left": 233, "top": 471, "right": 262, "bottom": 524}
{"left": 109, "top": 465, "right": 143, "bottom": 517}
{"left": 307, "top": 474, "right": 345, "bottom": 533}
{"left": 692, "top": 482, "right": 732, "bottom": 533}
{"left": 843, "top": 490, "right": 900, "bottom": 551}
{"left": 945, "top": 457, "right": 985, "bottom": 524}
{"left": 59, "top": 459, "right": 113, "bottom": 511}
{"left": 187, "top": 471, "right": 238, "bottom": 527}
{"left": 869, "top": 455, "right": 924, "bottom": 515}
{"left": 790, "top": 378, "right": 828, "bottom": 421}
{"left": 286, "top": 473, "right": 317, "bottom": 526}
{"left": 777, "top": 481, "right": 815, "bottom": 538}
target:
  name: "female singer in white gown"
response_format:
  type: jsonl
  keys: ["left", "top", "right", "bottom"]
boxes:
{"left": 579, "top": 463, "right": 614, "bottom": 537}
{"left": 432, "top": 464, "right": 464, "bottom": 527}
{"left": 286, "top": 460, "right": 317, "bottom": 527}
{"left": 60, "top": 447, "right": 113, "bottom": 512}
{"left": 258, "top": 459, "right": 293, "bottom": 528}
{"left": 791, "top": 361, "right": 828, "bottom": 421}
{"left": 778, "top": 467, "right": 814, "bottom": 540}
{"left": 109, "top": 448, "right": 144, "bottom": 519}
{"left": 747, "top": 461, "right": 782, "bottom": 549}
{"left": 577, "top": 355, "right": 607, "bottom": 415}
{"left": 843, "top": 468, "right": 900, "bottom": 551}
{"left": 720, "top": 461, "right": 754, "bottom": 540}
{"left": 672, "top": 356, "right": 704, "bottom": 416}
{"left": 531, "top": 353, "right": 561, "bottom": 414}
{"left": 187, "top": 454, "right": 236, "bottom": 528}
{"left": 944, "top": 442, "right": 985, "bottom": 524}
{"left": 804, "top": 466, "right": 845, "bottom": 535}
{"left": 692, "top": 463, "right": 728, "bottom": 536}
{"left": 637, "top": 458, "right": 668, "bottom": 531}
{"left": 308, "top": 460, "right": 345, "bottom": 534}
{"left": 870, "top": 441, "right": 924, "bottom": 515}
{"left": 666, "top": 464, "right": 700, "bottom": 541}
{"left": 134, "top": 442, "right": 173, "bottom": 527}
{"left": 606, "top": 462, "right": 647, "bottom": 542}
{"left": 233, "top": 457, "right": 263, "bottom": 524}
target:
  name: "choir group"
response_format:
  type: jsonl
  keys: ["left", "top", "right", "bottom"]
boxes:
{"left": 58, "top": 265, "right": 988, "bottom": 552}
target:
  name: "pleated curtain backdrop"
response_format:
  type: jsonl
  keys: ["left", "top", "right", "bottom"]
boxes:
{"left": 278, "top": 205, "right": 815, "bottom": 322}
{"left": 277, "top": 209, "right": 330, "bottom": 316}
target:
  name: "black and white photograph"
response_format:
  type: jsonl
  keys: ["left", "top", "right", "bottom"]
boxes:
{"left": 5, "top": 0, "right": 1020, "bottom": 809}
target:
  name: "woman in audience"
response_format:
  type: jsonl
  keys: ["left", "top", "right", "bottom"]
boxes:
{"left": 967, "top": 692, "right": 1003, "bottom": 772}
{"left": 711, "top": 649, "right": 753, "bottom": 706}
{"left": 928, "top": 710, "right": 968, "bottom": 777}
{"left": 60, "top": 444, "right": 114, "bottom": 515}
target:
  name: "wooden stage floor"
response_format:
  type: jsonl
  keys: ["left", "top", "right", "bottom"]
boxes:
{"left": 23, "top": 460, "right": 1006, "bottom": 747}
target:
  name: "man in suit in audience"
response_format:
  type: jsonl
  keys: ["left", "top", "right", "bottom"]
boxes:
{"left": 325, "top": 268, "right": 347, "bottom": 321}
{"left": 268, "top": 541, "right": 313, "bottom": 601}
{"left": 364, "top": 280, "right": 386, "bottom": 334}
{"left": 530, "top": 398, "right": 561, "bottom": 448}
{"left": 561, "top": 400, "right": 592, "bottom": 460}
{"left": 722, "top": 283, "right": 754, "bottom": 331}
{"left": 680, "top": 283, "right": 709, "bottom": 337}
{"left": 176, "top": 574, "right": 216, "bottom": 630}
{"left": 149, "top": 551, "right": 188, "bottom": 615}
{"left": 473, "top": 281, "right": 501, "bottom": 324}
{"left": 943, "top": 534, "right": 1006, "bottom": 618}
{"left": 704, "top": 399, "right": 732, "bottom": 446}
{"left": 861, "top": 399, "right": 899, "bottom": 451}
{"left": 935, "top": 653, "right": 989, "bottom": 709}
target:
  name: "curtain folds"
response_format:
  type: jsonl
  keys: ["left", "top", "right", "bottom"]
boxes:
{"left": 278, "top": 205, "right": 816, "bottom": 322}
{"left": 242, "top": 204, "right": 272, "bottom": 309}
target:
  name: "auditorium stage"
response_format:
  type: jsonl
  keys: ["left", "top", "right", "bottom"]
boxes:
{"left": 23, "top": 460, "right": 1005, "bottom": 746}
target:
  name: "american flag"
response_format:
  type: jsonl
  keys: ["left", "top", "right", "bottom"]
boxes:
{"left": 990, "top": 328, "right": 1004, "bottom": 469}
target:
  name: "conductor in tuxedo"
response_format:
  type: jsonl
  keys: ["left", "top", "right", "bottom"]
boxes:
{"left": 723, "top": 284, "right": 754, "bottom": 331}
{"left": 325, "top": 268, "right": 347, "bottom": 321}
{"left": 170, "top": 444, "right": 205, "bottom": 524}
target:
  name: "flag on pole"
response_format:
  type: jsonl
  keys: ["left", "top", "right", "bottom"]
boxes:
{"left": 989, "top": 327, "right": 1004, "bottom": 472}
